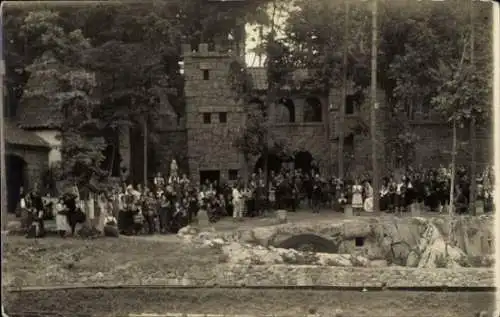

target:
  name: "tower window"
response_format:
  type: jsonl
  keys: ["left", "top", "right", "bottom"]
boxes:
{"left": 219, "top": 112, "right": 227, "bottom": 123}
{"left": 203, "top": 113, "right": 212, "bottom": 124}
{"left": 203, "top": 70, "right": 210, "bottom": 80}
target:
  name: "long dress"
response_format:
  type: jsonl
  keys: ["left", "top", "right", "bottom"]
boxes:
{"left": 55, "top": 202, "right": 71, "bottom": 232}
{"left": 363, "top": 184, "right": 374, "bottom": 212}
{"left": 351, "top": 185, "right": 363, "bottom": 209}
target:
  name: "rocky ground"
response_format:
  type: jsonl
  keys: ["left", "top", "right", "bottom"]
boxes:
{"left": 177, "top": 214, "right": 494, "bottom": 269}
{"left": 4, "top": 288, "right": 495, "bottom": 317}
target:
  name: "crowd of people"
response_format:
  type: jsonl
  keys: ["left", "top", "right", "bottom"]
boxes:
{"left": 17, "top": 159, "right": 494, "bottom": 238}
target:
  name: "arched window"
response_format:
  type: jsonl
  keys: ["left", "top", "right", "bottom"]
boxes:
{"left": 276, "top": 98, "right": 296, "bottom": 123}
{"left": 304, "top": 97, "right": 322, "bottom": 122}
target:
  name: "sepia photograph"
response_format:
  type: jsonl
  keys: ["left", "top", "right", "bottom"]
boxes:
{"left": 0, "top": 0, "right": 497, "bottom": 316}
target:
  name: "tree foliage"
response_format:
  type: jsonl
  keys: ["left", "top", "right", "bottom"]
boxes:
{"left": 20, "top": 10, "right": 107, "bottom": 190}
{"left": 4, "top": 0, "right": 273, "bottom": 185}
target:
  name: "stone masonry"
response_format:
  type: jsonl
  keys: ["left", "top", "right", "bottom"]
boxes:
{"left": 183, "top": 44, "right": 246, "bottom": 184}
{"left": 177, "top": 43, "right": 492, "bottom": 183}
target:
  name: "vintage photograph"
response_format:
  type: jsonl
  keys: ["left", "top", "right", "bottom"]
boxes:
{"left": 1, "top": 0, "right": 496, "bottom": 316}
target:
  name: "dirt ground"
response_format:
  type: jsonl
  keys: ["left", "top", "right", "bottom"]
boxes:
{"left": 4, "top": 211, "right": 493, "bottom": 317}
{"left": 4, "top": 288, "right": 495, "bottom": 317}
{"left": 3, "top": 235, "right": 222, "bottom": 287}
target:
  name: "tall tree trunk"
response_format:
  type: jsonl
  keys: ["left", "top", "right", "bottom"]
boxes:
{"left": 468, "top": 0, "right": 477, "bottom": 215}
{"left": 370, "top": 0, "right": 380, "bottom": 212}
{"left": 263, "top": 0, "right": 278, "bottom": 189}
{"left": 338, "top": 0, "right": 349, "bottom": 179}
{"left": 449, "top": 117, "right": 457, "bottom": 215}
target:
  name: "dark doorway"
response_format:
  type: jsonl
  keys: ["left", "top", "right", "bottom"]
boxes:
{"left": 294, "top": 151, "right": 314, "bottom": 175}
{"left": 254, "top": 153, "right": 283, "bottom": 174}
{"left": 276, "top": 98, "right": 296, "bottom": 123}
{"left": 6, "top": 154, "right": 27, "bottom": 214}
{"left": 199, "top": 170, "right": 220, "bottom": 186}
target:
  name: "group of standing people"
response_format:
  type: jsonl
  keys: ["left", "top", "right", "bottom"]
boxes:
{"left": 16, "top": 160, "right": 494, "bottom": 238}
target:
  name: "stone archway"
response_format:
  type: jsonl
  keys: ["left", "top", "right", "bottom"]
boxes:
{"left": 254, "top": 153, "right": 284, "bottom": 175}
{"left": 276, "top": 98, "right": 296, "bottom": 123}
{"left": 275, "top": 234, "right": 339, "bottom": 253}
{"left": 6, "top": 154, "right": 27, "bottom": 214}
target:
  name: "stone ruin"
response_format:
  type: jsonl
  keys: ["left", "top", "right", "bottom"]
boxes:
{"left": 178, "top": 215, "right": 494, "bottom": 269}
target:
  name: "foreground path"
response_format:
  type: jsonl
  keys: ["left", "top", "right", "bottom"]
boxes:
{"left": 4, "top": 288, "right": 494, "bottom": 317}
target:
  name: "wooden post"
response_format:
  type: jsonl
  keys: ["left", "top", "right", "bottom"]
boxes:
{"left": 143, "top": 117, "right": 148, "bottom": 188}
{"left": 0, "top": 21, "right": 6, "bottom": 232}
{"left": 338, "top": 0, "right": 349, "bottom": 179}
{"left": 449, "top": 117, "right": 457, "bottom": 215}
{"left": 370, "top": 0, "right": 380, "bottom": 213}
{"left": 468, "top": 0, "right": 477, "bottom": 215}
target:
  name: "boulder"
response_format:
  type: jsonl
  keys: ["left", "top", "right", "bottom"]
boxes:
{"left": 103, "top": 225, "right": 119, "bottom": 237}
{"left": 342, "top": 221, "right": 372, "bottom": 239}
{"left": 406, "top": 251, "right": 420, "bottom": 267}
{"left": 196, "top": 209, "right": 210, "bottom": 228}
{"left": 275, "top": 209, "right": 288, "bottom": 224}
{"left": 418, "top": 239, "right": 466, "bottom": 268}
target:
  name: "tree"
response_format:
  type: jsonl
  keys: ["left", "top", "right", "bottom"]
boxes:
{"left": 280, "top": 0, "right": 491, "bottom": 174}
{"left": 21, "top": 10, "right": 107, "bottom": 191}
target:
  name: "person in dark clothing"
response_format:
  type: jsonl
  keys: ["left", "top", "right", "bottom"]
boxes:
{"left": 62, "top": 193, "right": 85, "bottom": 236}
{"left": 26, "top": 187, "right": 45, "bottom": 238}
{"left": 158, "top": 194, "right": 170, "bottom": 233}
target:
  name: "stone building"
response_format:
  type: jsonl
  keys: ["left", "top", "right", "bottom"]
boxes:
{"left": 180, "top": 43, "right": 493, "bottom": 184}
{"left": 7, "top": 42, "right": 492, "bottom": 199}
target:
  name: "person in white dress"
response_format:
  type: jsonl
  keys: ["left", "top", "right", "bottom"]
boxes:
{"left": 351, "top": 179, "right": 363, "bottom": 214}
{"left": 363, "top": 181, "right": 374, "bottom": 212}
{"left": 55, "top": 198, "right": 70, "bottom": 237}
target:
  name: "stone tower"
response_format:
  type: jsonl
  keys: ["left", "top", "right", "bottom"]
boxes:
{"left": 183, "top": 43, "right": 246, "bottom": 185}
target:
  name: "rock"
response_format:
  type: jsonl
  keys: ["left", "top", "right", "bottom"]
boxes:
{"left": 275, "top": 209, "right": 288, "bottom": 224}
{"left": 369, "top": 259, "right": 388, "bottom": 267}
{"left": 351, "top": 255, "right": 370, "bottom": 267}
{"left": 250, "top": 227, "right": 278, "bottom": 246}
{"left": 317, "top": 254, "right": 352, "bottom": 267}
{"left": 418, "top": 239, "right": 466, "bottom": 268}
{"left": 221, "top": 242, "right": 283, "bottom": 265}
{"left": 196, "top": 209, "right": 210, "bottom": 228}
{"left": 103, "top": 225, "right": 119, "bottom": 237}
{"left": 177, "top": 225, "right": 191, "bottom": 236}
{"left": 406, "top": 251, "right": 420, "bottom": 267}
{"left": 342, "top": 221, "right": 372, "bottom": 239}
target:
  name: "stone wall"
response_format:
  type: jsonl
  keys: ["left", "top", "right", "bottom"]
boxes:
{"left": 6, "top": 265, "right": 493, "bottom": 290}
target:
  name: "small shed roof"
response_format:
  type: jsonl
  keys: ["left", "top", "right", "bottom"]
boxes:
{"left": 4, "top": 120, "right": 51, "bottom": 148}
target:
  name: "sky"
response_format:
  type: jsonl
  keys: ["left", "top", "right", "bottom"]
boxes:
{"left": 244, "top": 1, "right": 297, "bottom": 67}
